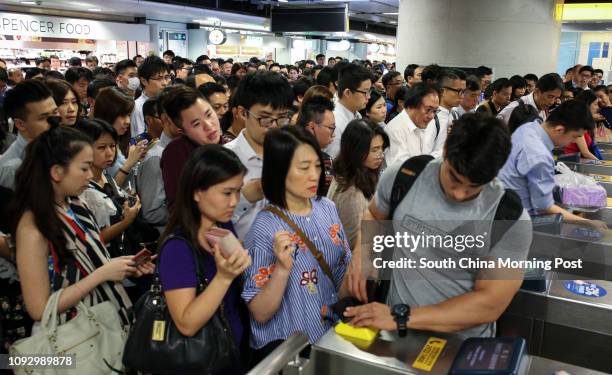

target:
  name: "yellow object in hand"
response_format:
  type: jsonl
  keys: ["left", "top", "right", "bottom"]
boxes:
{"left": 334, "top": 322, "right": 379, "bottom": 349}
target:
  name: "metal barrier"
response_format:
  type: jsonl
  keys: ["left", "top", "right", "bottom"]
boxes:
{"left": 247, "top": 332, "right": 310, "bottom": 375}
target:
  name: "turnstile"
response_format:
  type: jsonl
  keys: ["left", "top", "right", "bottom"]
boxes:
{"left": 499, "top": 277, "right": 612, "bottom": 373}
{"left": 308, "top": 329, "right": 605, "bottom": 375}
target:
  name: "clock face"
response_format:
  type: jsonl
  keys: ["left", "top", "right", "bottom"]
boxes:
{"left": 209, "top": 29, "right": 226, "bottom": 45}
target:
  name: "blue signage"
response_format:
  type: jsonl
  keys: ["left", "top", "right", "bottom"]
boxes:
{"left": 564, "top": 280, "right": 607, "bottom": 298}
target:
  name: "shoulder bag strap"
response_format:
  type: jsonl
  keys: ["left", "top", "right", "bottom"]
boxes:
{"left": 263, "top": 205, "right": 335, "bottom": 284}
{"left": 389, "top": 155, "right": 434, "bottom": 219}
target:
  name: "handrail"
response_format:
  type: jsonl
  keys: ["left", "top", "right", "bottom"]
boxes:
{"left": 247, "top": 332, "right": 310, "bottom": 375}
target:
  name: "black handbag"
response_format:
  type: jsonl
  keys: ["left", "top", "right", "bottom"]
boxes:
{"left": 122, "top": 234, "right": 238, "bottom": 374}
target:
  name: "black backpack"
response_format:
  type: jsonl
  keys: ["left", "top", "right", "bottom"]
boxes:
{"left": 370, "top": 155, "right": 523, "bottom": 303}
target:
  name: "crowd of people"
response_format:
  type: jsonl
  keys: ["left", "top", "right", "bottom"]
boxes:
{"left": 0, "top": 49, "right": 610, "bottom": 373}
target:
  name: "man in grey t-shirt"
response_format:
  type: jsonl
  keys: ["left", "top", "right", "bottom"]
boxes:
{"left": 345, "top": 113, "right": 532, "bottom": 338}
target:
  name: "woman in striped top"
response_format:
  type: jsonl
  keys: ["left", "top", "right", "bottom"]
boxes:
{"left": 242, "top": 126, "right": 352, "bottom": 362}
{"left": 12, "top": 127, "right": 154, "bottom": 329}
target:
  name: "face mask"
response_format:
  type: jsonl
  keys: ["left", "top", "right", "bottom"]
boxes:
{"left": 127, "top": 77, "right": 140, "bottom": 91}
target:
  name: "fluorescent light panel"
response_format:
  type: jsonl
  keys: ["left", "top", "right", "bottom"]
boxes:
{"left": 562, "top": 3, "right": 612, "bottom": 21}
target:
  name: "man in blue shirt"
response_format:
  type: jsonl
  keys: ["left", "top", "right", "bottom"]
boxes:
{"left": 382, "top": 71, "right": 404, "bottom": 114}
{"left": 498, "top": 100, "right": 606, "bottom": 231}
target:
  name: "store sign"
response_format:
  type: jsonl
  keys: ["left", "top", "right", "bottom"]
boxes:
{"left": 241, "top": 46, "right": 262, "bottom": 56}
{"left": 215, "top": 45, "right": 239, "bottom": 55}
{"left": 0, "top": 12, "right": 150, "bottom": 41}
{"left": 242, "top": 35, "right": 263, "bottom": 47}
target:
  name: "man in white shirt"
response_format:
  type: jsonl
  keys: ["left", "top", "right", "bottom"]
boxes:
{"left": 225, "top": 71, "right": 293, "bottom": 239}
{"left": 497, "top": 73, "right": 564, "bottom": 125}
{"left": 432, "top": 70, "right": 466, "bottom": 158}
{"left": 574, "top": 65, "right": 594, "bottom": 91}
{"left": 0, "top": 80, "right": 57, "bottom": 189}
{"left": 385, "top": 83, "right": 440, "bottom": 166}
{"left": 325, "top": 63, "right": 372, "bottom": 159}
{"left": 130, "top": 56, "right": 170, "bottom": 137}
{"left": 454, "top": 77, "right": 481, "bottom": 116}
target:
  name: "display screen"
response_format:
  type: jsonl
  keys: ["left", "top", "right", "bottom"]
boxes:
{"left": 271, "top": 7, "right": 347, "bottom": 33}
{"left": 454, "top": 341, "right": 513, "bottom": 370}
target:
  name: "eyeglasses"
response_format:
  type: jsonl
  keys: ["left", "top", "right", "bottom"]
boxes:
{"left": 150, "top": 75, "right": 172, "bottom": 82}
{"left": 444, "top": 86, "right": 466, "bottom": 96}
{"left": 352, "top": 88, "right": 373, "bottom": 97}
{"left": 246, "top": 109, "right": 290, "bottom": 128}
{"left": 316, "top": 123, "right": 336, "bottom": 134}
{"left": 422, "top": 107, "right": 441, "bottom": 115}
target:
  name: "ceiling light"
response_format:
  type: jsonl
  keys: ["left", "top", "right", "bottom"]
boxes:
{"left": 88, "top": 8, "right": 101, "bottom": 11}
{"left": 20, "top": 1, "right": 37, "bottom": 4}
{"left": 278, "top": 0, "right": 288, "bottom": 2}
{"left": 382, "top": 12, "right": 399, "bottom": 15}
{"left": 390, "top": 21, "right": 397, "bottom": 24}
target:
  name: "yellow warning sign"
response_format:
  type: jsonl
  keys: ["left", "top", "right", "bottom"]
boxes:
{"left": 412, "top": 337, "right": 447, "bottom": 371}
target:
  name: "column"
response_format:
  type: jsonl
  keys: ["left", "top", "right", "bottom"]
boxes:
{"left": 396, "top": 0, "right": 563, "bottom": 77}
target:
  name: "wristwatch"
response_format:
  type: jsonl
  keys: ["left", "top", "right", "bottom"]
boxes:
{"left": 391, "top": 304, "right": 410, "bottom": 337}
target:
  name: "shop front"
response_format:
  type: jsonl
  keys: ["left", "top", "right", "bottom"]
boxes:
{"left": 0, "top": 12, "right": 151, "bottom": 69}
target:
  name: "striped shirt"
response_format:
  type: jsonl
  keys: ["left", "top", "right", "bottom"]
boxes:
{"left": 50, "top": 197, "right": 132, "bottom": 327}
{"left": 242, "top": 198, "right": 352, "bottom": 349}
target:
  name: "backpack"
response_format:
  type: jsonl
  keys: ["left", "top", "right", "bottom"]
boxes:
{"left": 370, "top": 155, "right": 523, "bottom": 303}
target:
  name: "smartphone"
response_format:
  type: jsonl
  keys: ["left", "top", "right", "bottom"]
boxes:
{"left": 133, "top": 249, "right": 152, "bottom": 266}
{"left": 129, "top": 132, "right": 151, "bottom": 146}
{"left": 204, "top": 228, "right": 242, "bottom": 258}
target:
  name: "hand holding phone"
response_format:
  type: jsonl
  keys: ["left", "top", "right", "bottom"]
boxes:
{"left": 129, "top": 132, "right": 151, "bottom": 146}
{"left": 204, "top": 228, "right": 242, "bottom": 258}
{"left": 133, "top": 249, "right": 152, "bottom": 267}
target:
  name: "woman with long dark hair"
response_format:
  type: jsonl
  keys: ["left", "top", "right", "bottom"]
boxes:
{"left": 93, "top": 86, "right": 147, "bottom": 186}
{"left": 46, "top": 79, "right": 81, "bottom": 127}
{"left": 12, "top": 126, "right": 153, "bottom": 331}
{"left": 328, "top": 119, "right": 389, "bottom": 249}
{"left": 157, "top": 145, "right": 251, "bottom": 372}
{"left": 360, "top": 90, "right": 387, "bottom": 127}
{"left": 77, "top": 119, "right": 143, "bottom": 259}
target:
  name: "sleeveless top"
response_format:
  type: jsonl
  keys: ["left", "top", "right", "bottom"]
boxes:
{"left": 48, "top": 197, "right": 132, "bottom": 327}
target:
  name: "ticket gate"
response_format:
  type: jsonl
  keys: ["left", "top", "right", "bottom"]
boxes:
{"left": 495, "top": 218, "right": 612, "bottom": 373}
{"left": 529, "top": 221, "right": 612, "bottom": 280}
{"left": 248, "top": 329, "right": 605, "bottom": 375}
{"left": 596, "top": 142, "right": 612, "bottom": 153}
{"left": 499, "top": 277, "right": 612, "bottom": 373}
{"left": 561, "top": 160, "right": 612, "bottom": 176}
